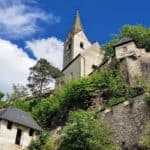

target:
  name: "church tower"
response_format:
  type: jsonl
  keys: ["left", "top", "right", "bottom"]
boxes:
{"left": 61, "top": 11, "right": 104, "bottom": 82}
{"left": 63, "top": 11, "right": 91, "bottom": 68}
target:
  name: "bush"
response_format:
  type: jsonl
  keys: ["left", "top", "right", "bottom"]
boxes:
{"left": 107, "top": 97, "right": 126, "bottom": 107}
{"left": 0, "top": 101, "right": 7, "bottom": 109}
{"left": 42, "top": 139, "right": 55, "bottom": 150}
{"left": 59, "top": 110, "right": 117, "bottom": 150}
{"left": 32, "top": 69, "right": 143, "bottom": 128}
{"left": 28, "top": 132, "right": 50, "bottom": 150}
{"left": 32, "top": 69, "right": 126, "bottom": 127}
{"left": 12, "top": 99, "right": 31, "bottom": 112}
{"left": 144, "top": 94, "right": 150, "bottom": 105}
{"left": 139, "top": 122, "right": 150, "bottom": 149}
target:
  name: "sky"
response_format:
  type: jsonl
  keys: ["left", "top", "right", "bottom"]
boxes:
{"left": 0, "top": 0, "right": 149, "bottom": 94}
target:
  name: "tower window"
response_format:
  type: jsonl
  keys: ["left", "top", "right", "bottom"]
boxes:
{"left": 80, "top": 42, "right": 84, "bottom": 49}
{"left": 68, "top": 44, "right": 71, "bottom": 49}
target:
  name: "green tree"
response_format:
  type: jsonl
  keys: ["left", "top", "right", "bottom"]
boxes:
{"left": 120, "top": 24, "right": 150, "bottom": 51}
{"left": 27, "top": 58, "right": 62, "bottom": 96}
{"left": 59, "top": 110, "right": 116, "bottom": 150}
{"left": 102, "top": 39, "right": 119, "bottom": 58}
{"left": 6, "top": 84, "right": 28, "bottom": 101}
{"left": 102, "top": 24, "right": 150, "bottom": 57}
{"left": 0, "top": 91, "right": 4, "bottom": 100}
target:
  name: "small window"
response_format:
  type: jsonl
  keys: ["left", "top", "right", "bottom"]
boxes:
{"left": 123, "top": 47, "right": 127, "bottom": 52}
{"left": 15, "top": 129, "right": 22, "bottom": 145}
{"left": 80, "top": 42, "right": 84, "bottom": 49}
{"left": 7, "top": 121, "right": 13, "bottom": 130}
{"left": 68, "top": 44, "right": 71, "bottom": 49}
{"left": 29, "top": 128, "right": 34, "bottom": 136}
{"left": 70, "top": 72, "right": 73, "bottom": 80}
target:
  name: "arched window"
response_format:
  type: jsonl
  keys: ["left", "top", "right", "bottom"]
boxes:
{"left": 80, "top": 42, "right": 84, "bottom": 49}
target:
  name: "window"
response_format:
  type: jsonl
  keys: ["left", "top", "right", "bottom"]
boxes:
{"left": 7, "top": 121, "right": 13, "bottom": 129}
{"left": 68, "top": 44, "right": 71, "bottom": 49}
{"left": 123, "top": 47, "right": 127, "bottom": 52}
{"left": 80, "top": 42, "right": 84, "bottom": 49}
{"left": 29, "top": 128, "right": 34, "bottom": 136}
{"left": 70, "top": 72, "right": 73, "bottom": 80}
{"left": 15, "top": 129, "right": 22, "bottom": 145}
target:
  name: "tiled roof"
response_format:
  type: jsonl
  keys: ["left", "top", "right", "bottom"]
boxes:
{"left": 0, "top": 107, "right": 42, "bottom": 131}
{"left": 114, "top": 37, "right": 134, "bottom": 47}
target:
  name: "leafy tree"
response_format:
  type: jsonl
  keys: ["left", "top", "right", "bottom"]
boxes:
{"left": 59, "top": 110, "right": 116, "bottom": 150}
{"left": 120, "top": 24, "right": 150, "bottom": 51}
{"left": 0, "top": 91, "right": 4, "bottom": 100}
{"left": 102, "top": 24, "right": 150, "bottom": 57}
{"left": 27, "top": 58, "right": 62, "bottom": 96}
{"left": 102, "top": 39, "right": 119, "bottom": 58}
{"left": 6, "top": 84, "right": 28, "bottom": 101}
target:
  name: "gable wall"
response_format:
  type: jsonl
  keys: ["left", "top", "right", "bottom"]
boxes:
{"left": 0, "top": 119, "right": 37, "bottom": 150}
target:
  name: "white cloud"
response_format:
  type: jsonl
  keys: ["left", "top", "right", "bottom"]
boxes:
{"left": 0, "top": 0, "right": 60, "bottom": 39}
{"left": 0, "top": 39, "right": 35, "bottom": 94}
{"left": 0, "top": 36, "right": 63, "bottom": 94}
{"left": 26, "top": 37, "right": 64, "bottom": 69}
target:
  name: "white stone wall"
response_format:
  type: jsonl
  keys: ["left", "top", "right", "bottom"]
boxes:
{"left": 0, "top": 119, "right": 37, "bottom": 150}
{"left": 63, "top": 31, "right": 91, "bottom": 68}
{"left": 62, "top": 42, "right": 104, "bottom": 83}
{"left": 115, "top": 41, "right": 150, "bottom": 86}
{"left": 73, "top": 31, "right": 91, "bottom": 58}
{"left": 62, "top": 56, "right": 81, "bottom": 82}
{"left": 115, "top": 42, "right": 137, "bottom": 59}
{"left": 80, "top": 43, "right": 104, "bottom": 76}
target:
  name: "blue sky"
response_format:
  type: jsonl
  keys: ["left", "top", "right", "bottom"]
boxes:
{"left": 0, "top": 0, "right": 149, "bottom": 94}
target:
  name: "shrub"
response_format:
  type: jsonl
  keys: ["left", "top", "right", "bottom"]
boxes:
{"left": 28, "top": 132, "right": 49, "bottom": 150}
{"left": 139, "top": 122, "right": 150, "bottom": 149}
{"left": 0, "top": 101, "right": 7, "bottom": 108}
{"left": 107, "top": 97, "right": 126, "bottom": 107}
{"left": 12, "top": 99, "right": 31, "bottom": 112}
{"left": 42, "top": 139, "right": 55, "bottom": 150}
{"left": 59, "top": 110, "right": 117, "bottom": 150}
{"left": 144, "top": 94, "right": 150, "bottom": 105}
{"left": 32, "top": 69, "right": 141, "bottom": 128}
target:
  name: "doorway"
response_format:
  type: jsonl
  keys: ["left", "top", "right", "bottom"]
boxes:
{"left": 15, "top": 129, "right": 22, "bottom": 145}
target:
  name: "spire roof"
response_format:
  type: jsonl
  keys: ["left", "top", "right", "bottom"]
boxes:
{"left": 71, "top": 11, "right": 83, "bottom": 34}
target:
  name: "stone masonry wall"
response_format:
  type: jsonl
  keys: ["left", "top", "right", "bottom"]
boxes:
{"left": 98, "top": 95, "right": 150, "bottom": 148}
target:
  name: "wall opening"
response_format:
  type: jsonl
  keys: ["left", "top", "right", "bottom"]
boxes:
{"left": 15, "top": 129, "right": 22, "bottom": 145}
{"left": 80, "top": 42, "right": 84, "bottom": 49}
{"left": 29, "top": 128, "right": 34, "bottom": 136}
{"left": 7, "top": 121, "right": 13, "bottom": 130}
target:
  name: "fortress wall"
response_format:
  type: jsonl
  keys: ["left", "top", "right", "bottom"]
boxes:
{"left": 98, "top": 95, "right": 150, "bottom": 148}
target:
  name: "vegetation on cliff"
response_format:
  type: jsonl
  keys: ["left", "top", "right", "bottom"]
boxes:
{"left": 0, "top": 24, "right": 149, "bottom": 150}
{"left": 59, "top": 110, "right": 117, "bottom": 150}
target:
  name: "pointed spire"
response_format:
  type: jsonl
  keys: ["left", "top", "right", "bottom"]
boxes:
{"left": 72, "top": 10, "right": 83, "bottom": 34}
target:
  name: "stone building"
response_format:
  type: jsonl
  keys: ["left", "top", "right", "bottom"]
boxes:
{"left": 114, "top": 37, "right": 150, "bottom": 86}
{"left": 61, "top": 11, "right": 104, "bottom": 83}
{"left": 0, "top": 107, "right": 42, "bottom": 150}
